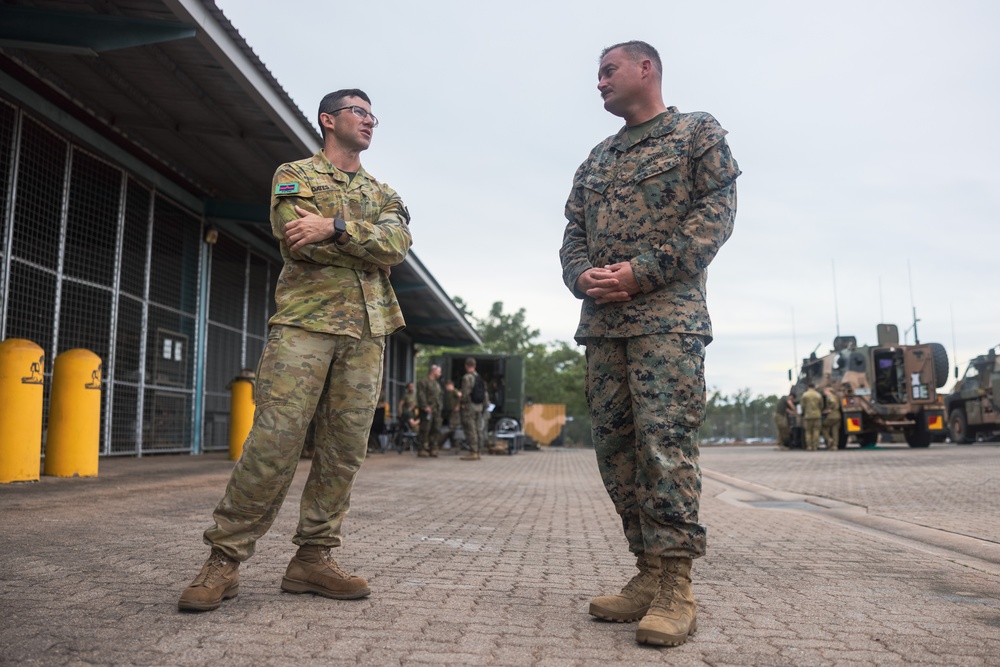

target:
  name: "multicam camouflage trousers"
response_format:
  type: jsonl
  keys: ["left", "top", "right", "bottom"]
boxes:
{"left": 461, "top": 405, "right": 483, "bottom": 453}
{"left": 585, "top": 333, "right": 707, "bottom": 559}
{"left": 204, "top": 324, "right": 385, "bottom": 561}
{"left": 418, "top": 408, "right": 442, "bottom": 452}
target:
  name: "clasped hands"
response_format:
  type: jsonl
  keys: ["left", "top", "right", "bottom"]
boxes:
{"left": 576, "top": 262, "right": 640, "bottom": 304}
{"left": 284, "top": 205, "right": 390, "bottom": 276}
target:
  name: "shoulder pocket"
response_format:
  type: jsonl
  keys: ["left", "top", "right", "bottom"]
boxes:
{"left": 579, "top": 170, "right": 612, "bottom": 195}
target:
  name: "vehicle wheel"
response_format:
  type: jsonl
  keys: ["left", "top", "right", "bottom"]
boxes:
{"left": 858, "top": 432, "right": 878, "bottom": 448}
{"left": 930, "top": 343, "right": 949, "bottom": 389}
{"left": 949, "top": 409, "right": 973, "bottom": 444}
{"left": 905, "top": 420, "right": 932, "bottom": 448}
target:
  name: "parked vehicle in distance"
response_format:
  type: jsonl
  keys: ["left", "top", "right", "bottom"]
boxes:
{"left": 945, "top": 346, "right": 1000, "bottom": 444}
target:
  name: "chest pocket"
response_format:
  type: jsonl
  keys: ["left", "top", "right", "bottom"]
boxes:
{"left": 634, "top": 155, "right": 688, "bottom": 213}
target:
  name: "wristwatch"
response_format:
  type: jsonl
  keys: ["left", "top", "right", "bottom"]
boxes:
{"left": 332, "top": 218, "right": 347, "bottom": 242}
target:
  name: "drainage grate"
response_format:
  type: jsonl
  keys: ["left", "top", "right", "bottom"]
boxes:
{"left": 748, "top": 501, "right": 820, "bottom": 511}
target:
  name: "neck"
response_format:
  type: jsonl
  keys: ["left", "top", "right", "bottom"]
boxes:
{"left": 622, "top": 99, "right": 669, "bottom": 127}
{"left": 323, "top": 142, "right": 362, "bottom": 172}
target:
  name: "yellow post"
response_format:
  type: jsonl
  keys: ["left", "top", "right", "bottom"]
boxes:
{"left": 44, "top": 349, "right": 102, "bottom": 478}
{"left": 228, "top": 369, "right": 256, "bottom": 460}
{"left": 0, "top": 339, "right": 45, "bottom": 483}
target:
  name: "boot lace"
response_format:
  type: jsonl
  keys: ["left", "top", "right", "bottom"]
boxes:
{"left": 318, "top": 548, "right": 351, "bottom": 578}
{"left": 621, "top": 569, "right": 654, "bottom": 597}
{"left": 649, "top": 567, "right": 679, "bottom": 612}
{"left": 192, "top": 550, "right": 232, "bottom": 587}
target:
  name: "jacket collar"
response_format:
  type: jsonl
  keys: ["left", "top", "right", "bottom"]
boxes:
{"left": 610, "top": 106, "right": 681, "bottom": 151}
{"left": 311, "top": 150, "right": 370, "bottom": 188}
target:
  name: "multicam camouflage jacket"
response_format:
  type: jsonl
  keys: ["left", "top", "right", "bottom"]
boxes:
{"left": 269, "top": 150, "right": 412, "bottom": 338}
{"left": 417, "top": 375, "right": 442, "bottom": 412}
{"left": 559, "top": 107, "right": 740, "bottom": 343}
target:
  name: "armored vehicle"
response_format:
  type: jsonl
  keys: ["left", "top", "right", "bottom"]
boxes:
{"left": 944, "top": 347, "right": 1000, "bottom": 444}
{"left": 791, "top": 324, "right": 949, "bottom": 448}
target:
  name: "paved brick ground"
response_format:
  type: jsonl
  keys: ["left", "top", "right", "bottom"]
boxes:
{"left": 2, "top": 445, "right": 999, "bottom": 666}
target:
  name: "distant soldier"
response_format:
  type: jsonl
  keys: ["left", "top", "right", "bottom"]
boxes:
{"left": 822, "top": 385, "right": 842, "bottom": 451}
{"left": 460, "top": 358, "right": 486, "bottom": 461}
{"left": 773, "top": 391, "right": 796, "bottom": 450}
{"left": 398, "top": 382, "right": 417, "bottom": 426}
{"left": 800, "top": 383, "right": 824, "bottom": 451}
{"left": 416, "top": 365, "right": 443, "bottom": 457}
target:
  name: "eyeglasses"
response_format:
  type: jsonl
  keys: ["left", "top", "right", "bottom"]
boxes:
{"left": 329, "top": 106, "right": 379, "bottom": 128}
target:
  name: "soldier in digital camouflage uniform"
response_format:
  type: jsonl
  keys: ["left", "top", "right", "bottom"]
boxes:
{"left": 559, "top": 41, "right": 739, "bottom": 647}
{"left": 179, "top": 89, "right": 412, "bottom": 612}
{"left": 459, "top": 358, "right": 484, "bottom": 461}
{"left": 416, "top": 364, "right": 443, "bottom": 457}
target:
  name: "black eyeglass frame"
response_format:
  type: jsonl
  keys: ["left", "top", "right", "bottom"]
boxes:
{"left": 328, "top": 106, "right": 379, "bottom": 128}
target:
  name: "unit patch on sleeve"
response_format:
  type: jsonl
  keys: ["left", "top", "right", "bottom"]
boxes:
{"left": 275, "top": 182, "right": 300, "bottom": 195}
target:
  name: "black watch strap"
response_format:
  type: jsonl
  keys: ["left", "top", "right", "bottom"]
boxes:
{"left": 332, "top": 218, "right": 347, "bottom": 241}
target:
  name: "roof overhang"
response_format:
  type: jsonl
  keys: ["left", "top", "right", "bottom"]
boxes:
{"left": 0, "top": 0, "right": 479, "bottom": 347}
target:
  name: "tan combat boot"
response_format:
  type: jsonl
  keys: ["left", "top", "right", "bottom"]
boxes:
{"left": 589, "top": 554, "right": 661, "bottom": 622}
{"left": 635, "top": 557, "right": 697, "bottom": 646}
{"left": 177, "top": 548, "right": 240, "bottom": 611}
{"left": 417, "top": 450, "right": 430, "bottom": 458}
{"left": 460, "top": 452, "right": 480, "bottom": 460}
{"left": 280, "top": 545, "right": 370, "bottom": 599}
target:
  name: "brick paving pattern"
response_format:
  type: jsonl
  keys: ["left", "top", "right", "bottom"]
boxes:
{"left": 1, "top": 445, "right": 999, "bottom": 665}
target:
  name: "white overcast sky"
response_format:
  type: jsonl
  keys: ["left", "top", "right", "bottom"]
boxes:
{"left": 216, "top": 0, "right": 999, "bottom": 398}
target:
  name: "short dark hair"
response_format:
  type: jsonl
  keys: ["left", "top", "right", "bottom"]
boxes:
{"left": 317, "top": 89, "right": 371, "bottom": 137}
{"left": 464, "top": 357, "right": 476, "bottom": 369}
{"left": 600, "top": 40, "right": 662, "bottom": 76}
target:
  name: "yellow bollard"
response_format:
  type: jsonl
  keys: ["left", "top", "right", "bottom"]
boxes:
{"left": 44, "top": 349, "right": 102, "bottom": 478}
{"left": 0, "top": 339, "right": 45, "bottom": 483}
{"left": 228, "top": 369, "right": 256, "bottom": 460}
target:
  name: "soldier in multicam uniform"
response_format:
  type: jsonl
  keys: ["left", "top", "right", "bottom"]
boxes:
{"left": 559, "top": 41, "right": 739, "bottom": 647}
{"left": 800, "top": 383, "right": 824, "bottom": 451}
{"left": 416, "top": 365, "right": 443, "bottom": 457}
{"left": 821, "top": 385, "right": 842, "bottom": 451}
{"left": 179, "top": 89, "right": 412, "bottom": 612}
{"left": 774, "top": 391, "right": 796, "bottom": 450}
{"left": 459, "top": 358, "right": 485, "bottom": 461}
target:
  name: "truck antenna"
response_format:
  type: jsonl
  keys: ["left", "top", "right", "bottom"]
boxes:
{"left": 831, "top": 259, "right": 840, "bottom": 337}
{"left": 792, "top": 307, "right": 798, "bottom": 370}
{"left": 907, "top": 259, "right": 920, "bottom": 344}
{"left": 878, "top": 276, "right": 885, "bottom": 322}
{"left": 950, "top": 303, "right": 958, "bottom": 380}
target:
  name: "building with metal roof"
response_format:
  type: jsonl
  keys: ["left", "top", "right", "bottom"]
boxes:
{"left": 0, "top": 0, "right": 480, "bottom": 456}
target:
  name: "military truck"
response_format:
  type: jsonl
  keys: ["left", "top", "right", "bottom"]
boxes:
{"left": 431, "top": 352, "right": 526, "bottom": 453}
{"left": 791, "top": 324, "right": 949, "bottom": 448}
{"left": 944, "top": 346, "right": 1000, "bottom": 444}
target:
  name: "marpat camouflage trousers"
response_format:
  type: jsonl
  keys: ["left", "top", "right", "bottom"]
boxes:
{"left": 418, "top": 409, "right": 442, "bottom": 452}
{"left": 585, "top": 333, "right": 707, "bottom": 559}
{"left": 204, "top": 324, "right": 384, "bottom": 561}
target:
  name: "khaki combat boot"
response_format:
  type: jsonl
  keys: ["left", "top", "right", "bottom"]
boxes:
{"left": 460, "top": 452, "right": 480, "bottom": 460}
{"left": 417, "top": 450, "right": 430, "bottom": 458}
{"left": 589, "top": 554, "right": 660, "bottom": 622}
{"left": 177, "top": 548, "right": 240, "bottom": 611}
{"left": 280, "top": 545, "right": 370, "bottom": 599}
{"left": 636, "top": 557, "right": 697, "bottom": 646}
